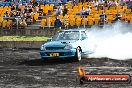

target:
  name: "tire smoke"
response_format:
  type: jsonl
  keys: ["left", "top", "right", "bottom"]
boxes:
{"left": 85, "top": 21, "right": 132, "bottom": 60}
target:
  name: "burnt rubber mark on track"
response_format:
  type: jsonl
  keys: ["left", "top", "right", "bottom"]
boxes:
{"left": 0, "top": 49, "right": 132, "bottom": 87}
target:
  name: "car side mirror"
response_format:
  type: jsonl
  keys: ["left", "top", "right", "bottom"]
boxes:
{"left": 47, "top": 38, "right": 52, "bottom": 42}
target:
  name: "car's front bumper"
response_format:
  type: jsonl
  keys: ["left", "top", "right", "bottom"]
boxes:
{"left": 40, "top": 49, "right": 76, "bottom": 59}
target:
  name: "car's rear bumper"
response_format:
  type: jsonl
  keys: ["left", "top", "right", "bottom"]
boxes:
{"left": 40, "top": 49, "right": 76, "bottom": 59}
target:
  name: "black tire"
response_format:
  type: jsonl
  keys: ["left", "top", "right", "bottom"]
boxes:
{"left": 75, "top": 47, "right": 82, "bottom": 61}
{"left": 80, "top": 77, "right": 86, "bottom": 85}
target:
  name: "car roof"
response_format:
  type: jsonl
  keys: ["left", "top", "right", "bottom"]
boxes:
{"left": 61, "top": 29, "right": 86, "bottom": 32}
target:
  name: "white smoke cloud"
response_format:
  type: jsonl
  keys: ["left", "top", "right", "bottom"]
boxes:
{"left": 85, "top": 21, "right": 132, "bottom": 60}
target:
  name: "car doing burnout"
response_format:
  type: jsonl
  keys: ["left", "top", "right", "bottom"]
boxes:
{"left": 40, "top": 29, "right": 89, "bottom": 61}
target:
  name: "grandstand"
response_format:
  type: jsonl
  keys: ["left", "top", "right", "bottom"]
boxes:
{"left": 0, "top": 0, "right": 131, "bottom": 33}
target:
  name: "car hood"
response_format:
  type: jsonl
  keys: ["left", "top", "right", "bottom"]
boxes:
{"left": 44, "top": 40, "right": 77, "bottom": 47}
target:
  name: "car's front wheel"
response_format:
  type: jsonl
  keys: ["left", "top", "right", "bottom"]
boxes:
{"left": 75, "top": 47, "right": 82, "bottom": 61}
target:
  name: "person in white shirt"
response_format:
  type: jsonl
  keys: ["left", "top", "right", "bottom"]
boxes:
{"left": 93, "top": 0, "right": 99, "bottom": 7}
{"left": 85, "top": 6, "right": 91, "bottom": 15}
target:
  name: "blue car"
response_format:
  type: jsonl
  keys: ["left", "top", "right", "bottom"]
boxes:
{"left": 40, "top": 29, "right": 89, "bottom": 61}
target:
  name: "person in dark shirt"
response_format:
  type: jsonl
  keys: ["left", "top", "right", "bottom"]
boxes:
{"left": 11, "top": 5, "right": 15, "bottom": 11}
{"left": 54, "top": 17, "right": 62, "bottom": 33}
{"left": 99, "top": 12, "right": 107, "bottom": 25}
{"left": 126, "top": 1, "right": 132, "bottom": 9}
{"left": 113, "top": 12, "right": 121, "bottom": 23}
{"left": 63, "top": 6, "right": 68, "bottom": 16}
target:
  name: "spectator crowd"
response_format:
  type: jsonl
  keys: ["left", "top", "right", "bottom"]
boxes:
{"left": 0, "top": 0, "right": 131, "bottom": 31}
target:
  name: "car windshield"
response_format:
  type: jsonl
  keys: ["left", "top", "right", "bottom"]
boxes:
{"left": 52, "top": 31, "right": 80, "bottom": 40}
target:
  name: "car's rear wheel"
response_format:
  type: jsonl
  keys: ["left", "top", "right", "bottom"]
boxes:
{"left": 75, "top": 47, "right": 82, "bottom": 61}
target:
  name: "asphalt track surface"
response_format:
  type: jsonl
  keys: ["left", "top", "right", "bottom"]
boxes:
{"left": 0, "top": 49, "right": 132, "bottom": 88}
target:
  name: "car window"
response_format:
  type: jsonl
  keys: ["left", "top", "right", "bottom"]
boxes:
{"left": 52, "top": 31, "right": 80, "bottom": 40}
{"left": 64, "top": 31, "right": 79, "bottom": 40}
{"left": 81, "top": 31, "right": 87, "bottom": 40}
{"left": 52, "top": 32, "right": 64, "bottom": 40}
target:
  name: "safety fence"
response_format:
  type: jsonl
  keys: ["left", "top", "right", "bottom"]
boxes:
{"left": 0, "top": 41, "right": 44, "bottom": 49}
{"left": 0, "top": 28, "right": 55, "bottom": 36}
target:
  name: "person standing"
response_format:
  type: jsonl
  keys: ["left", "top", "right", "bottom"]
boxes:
{"left": 99, "top": 12, "right": 107, "bottom": 26}
{"left": 54, "top": 17, "right": 62, "bottom": 33}
{"left": 63, "top": 6, "right": 68, "bottom": 16}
